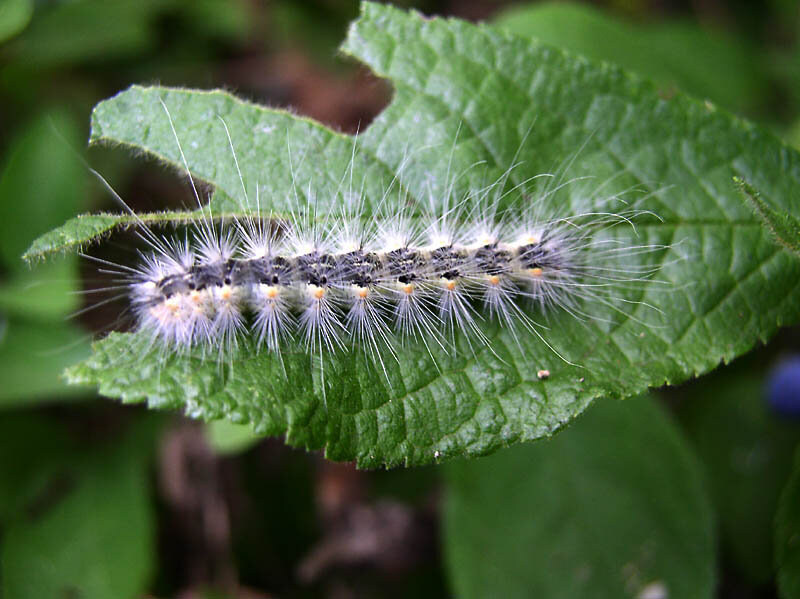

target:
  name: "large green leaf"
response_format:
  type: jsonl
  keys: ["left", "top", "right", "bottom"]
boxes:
{"left": 493, "top": 1, "right": 766, "bottom": 114}
{"left": 31, "top": 3, "right": 800, "bottom": 466}
{"left": 443, "top": 395, "right": 715, "bottom": 599}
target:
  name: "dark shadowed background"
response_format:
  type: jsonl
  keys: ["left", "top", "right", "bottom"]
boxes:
{"left": 1, "top": 1, "right": 799, "bottom": 597}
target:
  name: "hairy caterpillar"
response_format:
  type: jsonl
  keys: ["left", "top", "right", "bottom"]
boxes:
{"left": 81, "top": 99, "right": 670, "bottom": 389}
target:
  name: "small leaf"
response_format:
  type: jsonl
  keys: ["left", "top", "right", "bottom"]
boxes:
{"left": 736, "top": 176, "right": 800, "bottom": 257}
{"left": 776, "top": 444, "right": 800, "bottom": 599}
{"left": 443, "top": 395, "right": 715, "bottom": 599}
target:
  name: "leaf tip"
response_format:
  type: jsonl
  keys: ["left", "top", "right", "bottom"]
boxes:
{"left": 735, "top": 177, "right": 800, "bottom": 257}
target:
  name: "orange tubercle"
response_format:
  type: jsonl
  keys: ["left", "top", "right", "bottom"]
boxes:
{"left": 529, "top": 267, "right": 543, "bottom": 278}
{"left": 165, "top": 297, "right": 180, "bottom": 313}
{"left": 402, "top": 284, "right": 414, "bottom": 295}
{"left": 314, "top": 287, "right": 325, "bottom": 300}
{"left": 266, "top": 286, "right": 279, "bottom": 299}
{"left": 488, "top": 275, "right": 500, "bottom": 286}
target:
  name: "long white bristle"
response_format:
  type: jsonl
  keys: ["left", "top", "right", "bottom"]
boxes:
{"left": 82, "top": 106, "right": 674, "bottom": 386}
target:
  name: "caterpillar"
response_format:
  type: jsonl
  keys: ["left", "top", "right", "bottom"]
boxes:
{"left": 83, "top": 100, "right": 670, "bottom": 387}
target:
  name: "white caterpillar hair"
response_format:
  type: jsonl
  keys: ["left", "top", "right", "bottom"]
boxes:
{"left": 80, "top": 100, "right": 672, "bottom": 390}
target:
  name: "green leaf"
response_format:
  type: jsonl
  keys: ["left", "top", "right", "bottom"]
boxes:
{"left": 0, "top": 413, "right": 71, "bottom": 524}
{"left": 678, "top": 366, "right": 800, "bottom": 583}
{"left": 0, "top": 255, "right": 82, "bottom": 319}
{"left": 0, "top": 419, "right": 158, "bottom": 599}
{"left": 493, "top": 1, "right": 766, "bottom": 113}
{"left": 789, "top": 119, "right": 800, "bottom": 150}
{"left": 0, "top": 0, "right": 32, "bottom": 43}
{"left": 776, "top": 444, "right": 800, "bottom": 599}
{"left": 0, "top": 109, "right": 86, "bottom": 272}
{"left": 39, "top": 3, "right": 800, "bottom": 466}
{"left": 177, "top": 0, "right": 250, "bottom": 41}
{"left": 5, "top": 0, "right": 171, "bottom": 68}
{"left": 22, "top": 209, "right": 209, "bottom": 261}
{"left": 736, "top": 177, "right": 800, "bottom": 257}
{"left": 205, "top": 420, "right": 263, "bottom": 455}
{"left": 271, "top": 0, "right": 359, "bottom": 67}
{"left": 0, "top": 317, "right": 91, "bottom": 406}
{"left": 443, "top": 395, "right": 715, "bottom": 599}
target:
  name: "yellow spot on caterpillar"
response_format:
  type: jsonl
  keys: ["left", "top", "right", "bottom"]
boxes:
{"left": 266, "top": 286, "right": 279, "bottom": 299}
{"left": 526, "top": 235, "right": 539, "bottom": 244}
{"left": 488, "top": 275, "right": 500, "bottom": 286}
{"left": 402, "top": 284, "right": 414, "bottom": 295}
{"left": 165, "top": 297, "right": 180, "bottom": 313}
{"left": 220, "top": 286, "right": 232, "bottom": 301}
{"left": 357, "top": 287, "right": 369, "bottom": 299}
{"left": 529, "top": 267, "right": 543, "bottom": 278}
{"left": 445, "top": 280, "right": 456, "bottom": 291}
{"left": 314, "top": 287, "right": 325, "bottom": 300}
{"left": 189, "top": 290, "right": 202, "bottom": 304}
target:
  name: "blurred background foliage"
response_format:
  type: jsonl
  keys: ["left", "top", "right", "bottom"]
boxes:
{"left": 0, "top": 0, "right": 799, "bottom": 597}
